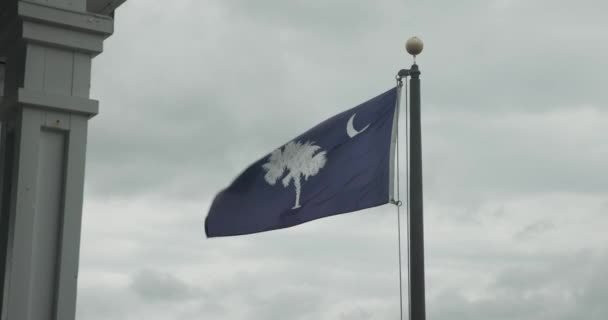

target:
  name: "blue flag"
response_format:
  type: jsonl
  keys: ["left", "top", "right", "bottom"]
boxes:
{"left": 205, "top": 87, "right": 400, "bottom": 237}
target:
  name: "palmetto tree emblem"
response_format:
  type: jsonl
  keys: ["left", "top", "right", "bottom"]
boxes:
{"left": 262, "top": 141, "right": 327, "bottom": 209}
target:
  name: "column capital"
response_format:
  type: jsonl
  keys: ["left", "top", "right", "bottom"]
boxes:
{"left": 19, "top": 1, "right": 114, "bottom": 55}
{"left": 0, "top": 1, "right": 120, "bottom": 120}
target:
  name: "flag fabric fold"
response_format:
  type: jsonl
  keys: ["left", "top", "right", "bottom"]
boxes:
{"left": 205, "top": 87, "right": 399, "bottom": 237}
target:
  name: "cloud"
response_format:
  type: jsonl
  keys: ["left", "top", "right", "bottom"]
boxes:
{"left": 429, "top": 251, "right": 608, "bottom": 320}
{"left": 514, "top": 220, "right": 555, "bottom": 241}
{"left": 130, "top": 269, "right": 196, "bottom": 302}
{"left": 421, "top": 105, "right": 608, "bottom": 206}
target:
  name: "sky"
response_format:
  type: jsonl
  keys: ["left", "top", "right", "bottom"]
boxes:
{"left": 76, "top": 0, "right": 607, "bottom": 319}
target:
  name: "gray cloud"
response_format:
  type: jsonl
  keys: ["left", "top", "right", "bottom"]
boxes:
{"left": 130, "top": 269, "right": 196, "bottom": 302}
{"left": 514, "top": 220, "right": 555, "bottom": 241}
{"left": 76, "top": 282, "right": 136, "bottom": 320}
{"left": 430, "top": 251, "right": 608, "bottom": 320}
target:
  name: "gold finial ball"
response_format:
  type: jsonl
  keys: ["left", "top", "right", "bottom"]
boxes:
{"left": 405, "top": 37, "right": 423, "bottom": 56}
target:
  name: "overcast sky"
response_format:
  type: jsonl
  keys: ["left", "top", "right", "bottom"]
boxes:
{"left": 77, "top": 0, "right": 608, "bottom": 319}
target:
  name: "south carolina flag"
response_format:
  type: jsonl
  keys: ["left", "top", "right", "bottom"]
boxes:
{"left": 205, "top": 87, "right": 400, "bottom": 237}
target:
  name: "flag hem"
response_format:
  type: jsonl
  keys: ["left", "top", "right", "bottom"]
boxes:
{"left": 388, "top": 84, "right": 402, "bottom": 202}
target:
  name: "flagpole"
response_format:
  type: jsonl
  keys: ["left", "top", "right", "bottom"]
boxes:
{"left": 406, "top": 37, "right": 425, "bottom": 320}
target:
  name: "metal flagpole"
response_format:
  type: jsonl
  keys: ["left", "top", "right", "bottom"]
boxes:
{"left": 406, "top": 37, "right": 425, "bottom": 320}
{"left": 395, "top": 36, "right": 425, "bottom": 320}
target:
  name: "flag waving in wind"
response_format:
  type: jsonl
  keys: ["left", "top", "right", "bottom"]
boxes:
{"left": 205, "top": 87, "right": 400, "bottom": 237}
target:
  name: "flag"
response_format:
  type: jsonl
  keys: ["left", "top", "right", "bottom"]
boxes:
{"left": 205, "top": 87, "right": 400, "bottom": 237}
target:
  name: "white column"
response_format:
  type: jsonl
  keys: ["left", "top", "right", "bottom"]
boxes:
{"left": 0, "top": 1, "right": 122, "bottom": 319}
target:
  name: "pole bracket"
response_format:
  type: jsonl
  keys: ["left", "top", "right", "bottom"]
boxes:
{"left": 397, "top": 64, "right": 421, "bottom": 81}
{"left": 396, "top": 69, "right": 410, "bottom": 80}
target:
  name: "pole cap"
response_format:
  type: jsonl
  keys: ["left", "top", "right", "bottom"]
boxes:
{"left": 406, "top": 37, "right": 424, "bottom": 56}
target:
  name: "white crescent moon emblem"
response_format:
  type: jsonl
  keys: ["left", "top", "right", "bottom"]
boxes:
{"left": 346, "top": 113, "right": 370, "bottom": 138}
